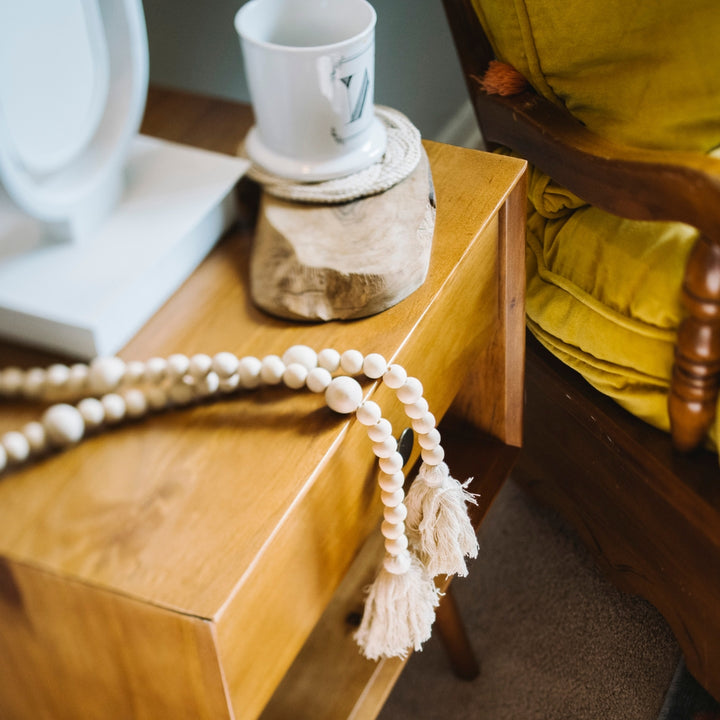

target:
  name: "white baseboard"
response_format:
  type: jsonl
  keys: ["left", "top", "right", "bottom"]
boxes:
{"left": 434, "top": 99, "right": 484, "bottom": 149}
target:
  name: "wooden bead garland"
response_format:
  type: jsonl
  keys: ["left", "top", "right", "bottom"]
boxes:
{"left": 0, "top": 345, "right": 478, "bottom": 660}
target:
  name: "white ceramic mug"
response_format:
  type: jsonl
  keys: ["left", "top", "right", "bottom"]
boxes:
{"left": 234, "top": 0, "right": 386, "bottom": 181}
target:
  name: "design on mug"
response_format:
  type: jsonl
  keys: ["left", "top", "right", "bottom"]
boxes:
{"left": 331, "top": 39, "right": 374, "bottom": 144}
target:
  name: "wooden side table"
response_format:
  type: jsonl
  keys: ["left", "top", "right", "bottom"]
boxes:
{"left": 0, "top": 89, "right": 527, "bottom": 720}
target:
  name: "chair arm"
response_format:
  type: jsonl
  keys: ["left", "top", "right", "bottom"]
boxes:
{"left": 471, "top": 86, "right": 720, "bottom": 241}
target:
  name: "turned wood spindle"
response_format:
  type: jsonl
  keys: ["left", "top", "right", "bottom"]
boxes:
{"left": 669, "top": 234, "right": 720, "bottom": 451}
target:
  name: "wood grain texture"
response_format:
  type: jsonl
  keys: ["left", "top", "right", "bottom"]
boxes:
{"left": 250, "top": 148, "right": 435, "bottom": 321}
{"left": 443, "top": 0, "right": 720, "bottom": 450}
{"left": 0, "top": 89, "right": 526, "bottom": 718}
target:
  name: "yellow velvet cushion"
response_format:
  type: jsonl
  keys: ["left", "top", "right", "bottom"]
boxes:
{"left": 523, "top": 164, "right": 696, "bottom": 433}
{"left": 471, "top": 0, "right": 720, "bottom": 152}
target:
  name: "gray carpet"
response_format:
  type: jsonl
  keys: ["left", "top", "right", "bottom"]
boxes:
{"left": 379, "top": 477, "right": 681, "bottom": 720}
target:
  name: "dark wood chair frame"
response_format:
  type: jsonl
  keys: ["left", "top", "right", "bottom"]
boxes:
{"left": 443, "top": 0, "right": 720, "bottom": 701}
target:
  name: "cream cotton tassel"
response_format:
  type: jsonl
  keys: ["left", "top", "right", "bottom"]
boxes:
{"left": 354, "top": 550, "right": 441, "bottom": 661}
{"left": 405, "top": 462, "right": 479, "bottom": 577}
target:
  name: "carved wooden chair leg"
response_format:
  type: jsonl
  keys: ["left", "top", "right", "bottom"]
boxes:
{"left": 670, "top": 234, "right": 720, "bottom": 451}
{"left": 435, "top": 585, "right": 480, "bottom": 680}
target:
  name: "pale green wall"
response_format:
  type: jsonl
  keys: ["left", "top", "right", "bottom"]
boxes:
{"left": 142, "top": 0, "right": 468, "bottom": 141}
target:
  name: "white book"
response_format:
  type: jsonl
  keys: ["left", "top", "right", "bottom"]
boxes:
{"left": 0, "top": 135, "right": 249, "bottom": 359}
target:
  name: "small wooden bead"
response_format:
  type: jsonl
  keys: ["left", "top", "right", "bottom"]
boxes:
{"left": 340, "top": 349, "right": 364, "bottom": 375}
{"left": 367, "top": 418, "right": 392, "bottom": 442}
{"left": 145, "top": 357, "right": 168, "bottom": 383}
{"left": 381, "top": 487, "right": 405, "bottom": 507}
{"left": 283, "top": 363, "right": 308, "bottom": 390}
{"left": 145, "top": 386, "right": 169, "bottom": 411}
{"left": 282, "top": 345, "right": 318, "bottom": 371}
{"left": 325, "top": 376, "right": 363, "bottom": 414}
{"left": 397, "top": 377, "right": 423, "bottom": 404}
{"left": 356, "top": 401, "right": 382, "bottom": 426}
{"left": 0, "top": 367, "right": 24, "bottom": 396}
{"left": 260, "top": 355, "right": 285, "bottom": 385}
{"left": 381, "top": 520, "right": 405, "bottom": 540}
{"left": 379, "top": 451, "right": 405, "bottom": 474}
{"left": 68, "top": 363, "right": 90, "bottom": 394}
{"left": 306, "top": 367, "right": 332, "bottom": 393}
{"left": 2, "top": 431, "right": 30, "bottom": 463}
{"left": 238, "top": 356, "right": 262, "bottom": 389}
{"left": 421, "top": 445, "right": 445, "bottom": 464}
{"left": 384, "top": 550, "right": 411, "bottom": 573}
{"left": 219, "top": 374, "right": 240, "bottom": 393}
{"left": 384, "top": 534, "right": 409, "bottom": 555}
{"left": 123, "top": 388, "right": 148, "bottom": 418}
{"left": 382, "top": 364, "right": 407, "bottom": 389}
{"left": 77, "top": 397, "right": 105, "bottom": 428}
{"left": 23, "top": 367, "right": 46, "bottom": 397}
{"left": 168, "top": 381, "right": 195, "bottom": 406}
{"left": 384, "top": 502, "right": 407, "bottom": 523}
{"left": 378, "top": 470, "right": 405, "bottom": 492}
{"left": 89, "top": 357, "right": 125, "bottom": 394}
{"left": 101, "top": 393, "right": 126, "bottom": 423}
{"left": 404, "top": 397, "right": 429, "bottom": 420}
{"left": 0, "top": 445, "right": 6, "bottom": 473}
{"left": 372, "top": 436, "right": 398, "bottom": 459}
{"left": 194, "top": 372, "right": 220, "bottom": 397}
{"left": 123, "top": 361, "right": 146, "bottom": 385}
{"left": 188, "top": 354, "right": 212, "bottom": 380}
{"left": 418, "top": 427, "right": 442, "bottom": 450}
{"left": 362, "top": 353, "right": 387, "bottom": 379}
{"left": 212, "top": 352, "right": 240, "bottom": 379}
{"left": 317, "top": 348, "right": 341, "bottom": 373}
{"left": 46, "top": 364, "right": 71, "bottom": 390}
{"left": 412, "top": 412, "right": 436, "bottom": 434}
{"left": 22, "top": 421, "right": 47, "bottom": 454}
{"left": 167, "top": 354, "right": 190, "bottom": 380}
{"left": 42, "top": 404, "right": 85, "bottom": 446}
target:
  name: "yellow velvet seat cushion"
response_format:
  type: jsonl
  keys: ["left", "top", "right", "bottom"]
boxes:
{"left": 523, "top": 165, "right": 698, "bottom": 434}
{"left": 471, "top": 0, "right": 720, "bottom": 152}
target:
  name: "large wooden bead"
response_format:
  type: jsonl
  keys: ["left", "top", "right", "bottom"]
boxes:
{"left": 384, "top": 534, "right": 409, "bottom": 555}
{"left": 383, "top": 364, "right": 407, "bottom": 389}
{"left": 42, "top": 404, "right": 85, "bottom": 446}
{"left": 282, "top": 345, "right": 318, "bottom": 371}
{"left": 23, "top": 368, "right": 46, "bottom": 397}
{"left": 384, "top": 503, "right": 407, "bottom": 523}
{"left": 367, "top": 418, "right": 393, "bottom": 442}
{"left": 325, "top": 376, "right": 363, "bottom": 414}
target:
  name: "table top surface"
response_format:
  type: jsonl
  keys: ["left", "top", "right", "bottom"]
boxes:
{"left": 0, "top": 89, "right": 527, "bottom": 619}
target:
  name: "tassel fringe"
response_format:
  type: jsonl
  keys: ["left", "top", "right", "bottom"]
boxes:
{"left": 406, "top": 462, "right": 479, "bottom": 577}
{"left": 354, "top": 553, "right": 441, "bottom": 661}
